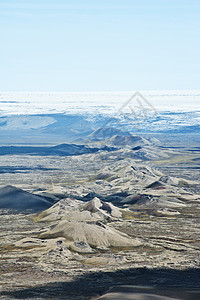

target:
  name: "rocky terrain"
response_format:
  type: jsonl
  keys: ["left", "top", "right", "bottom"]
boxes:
{"left": 0, "top": 135, "right": 200, "bottom": 299}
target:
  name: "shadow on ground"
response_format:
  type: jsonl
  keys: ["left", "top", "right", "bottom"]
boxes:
{"left": 0, "top": 267, "right": 200, "bottom": 299}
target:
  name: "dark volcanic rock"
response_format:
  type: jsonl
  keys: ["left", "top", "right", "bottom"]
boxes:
{"left": 0, "top": 185, "right": 52, "bottom": 211}
{"left": 146, "top": 180, "right": 166, "bottom": 189}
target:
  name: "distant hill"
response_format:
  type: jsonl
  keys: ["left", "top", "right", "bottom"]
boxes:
{"left": 88, "top": 127, "right": 130, "bottom": 140}
{"left": 0, "top": 143, "right": 116, "bottom": 156}
{"left": 109, "top": 135, "right": 150, "bottom": 147}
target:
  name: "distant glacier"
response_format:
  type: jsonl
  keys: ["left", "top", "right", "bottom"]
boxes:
{"left": 0, "top": 90, "right": 200, "bottom": 115}
{"left": 0, "top": 91, "right": 199, "bottom": 145}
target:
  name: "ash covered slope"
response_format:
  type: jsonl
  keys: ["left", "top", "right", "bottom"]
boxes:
{"left": 23, "top": 197, "right": 142, "bottom": 252}
{"left": 36, "top": 197, "right": 122, "bottom": 223}
{"left": 0, "top": 185, "right": 52, "bottom": 211}
{"left": 39, "top": 220, "right": 141, "bottom": 250}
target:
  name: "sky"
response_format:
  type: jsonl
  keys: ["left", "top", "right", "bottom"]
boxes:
{"left": 0, "top": 0, "right": 200, "bottom": 92}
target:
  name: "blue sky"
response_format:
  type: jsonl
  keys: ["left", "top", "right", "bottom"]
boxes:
{"left": 0, "top": 0, "right": 200, "bottom": 91}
